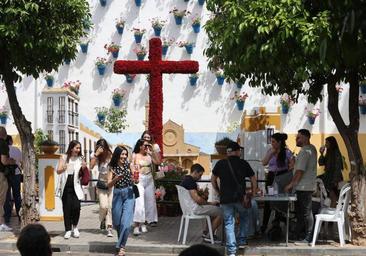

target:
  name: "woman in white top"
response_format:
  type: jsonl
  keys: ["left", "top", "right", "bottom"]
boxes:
{"left": 141, "top": 131, "right": 161, "bottom": 163}
{"left": 57, "top": 140, "right": 87, "bottom": 239}
{"left": 90, "top": 138, "right": 113, "bottom": 237}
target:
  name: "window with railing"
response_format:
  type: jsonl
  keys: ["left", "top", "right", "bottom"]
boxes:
{"left": 68, "top": 98, "right": 73, "bottom": 126}
{"left": 74, "top": 102, "right": 79, "bottom": 126}
{"left": 58, "top": 96, "right": 66, "bottom": 123}
{"left": 59, "top": 130, "right": 65, "bottom": 153}
{"left": 46, "top": 97, "right": 54, "bottom": 123}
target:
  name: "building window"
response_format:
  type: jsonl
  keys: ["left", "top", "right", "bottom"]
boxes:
{"left": 47, "top": 130, "right": 53, "bottom": 140}
{"left": 59, "top": 130, "right": 65, "bottom": 153}
{"left": 75, "top": 132, "right": 79, "bottom": 141}
{"left": 58, "top": 97, "right": 66, "bottom": 123}
{"left": 46, "top": 97, "right": 53, "bottom": 123}
{"left": 68, "top": 98, "right": 72, "bottom": 126}
{"left": 74, "top": 102, "right": 79, "bottom": 126}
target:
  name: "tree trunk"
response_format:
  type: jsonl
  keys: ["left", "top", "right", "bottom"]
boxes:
{"left": 327, "top": 74, "right": 366, "bottom": 245}
{"left": 3, "top": 71, "right": 39, "bottom": 227}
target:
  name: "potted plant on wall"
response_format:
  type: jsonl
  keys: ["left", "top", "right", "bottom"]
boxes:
{"left": 170, "top": 7, "right": 190, "bottom": 25}
{"left": 214, "top": 137, "right": 235, "bottom": 155}
{"left": 111, "top": 88, "right": 126, "bottom": 107}
{"left": 280, "top": 94, "right": 293, "bottom": 114}
{"left": 162, "top": 38, "right": 174, "bottom": 56}
{"left": 231, "top": 91, "right": 248, "bottom": 111}
{"left": 305, "top": 108, "right": 320, "bottom": 125}
{"left": 62, "top": 80, "right": 81, "bottom": 95}
{"left": 135, "top": 0, "right": 142, "bottom": 7}
{"left": 151, "top": 17, "right": 166, "bottom": 37}
{"left": 188, "top": 73, "right": 199, "bottom": 86}
{"left": 79, "top": 38, "right": 90, "bottom": 54}
{"left": 215, "top": 70, "right": 225, "bottom": 85}
{"left": 178, "top": 41, "right": 195, "bottom": 54}
{"left": 100, "top": 0, "right": 107, "bottom": 7}
{"left": 125, "top": 74, "right": 137, "bottom": 83}
{"left": 0, "top": 106, "right": 8, "bottom": 125}
{"left": 104, "top": 42, "right": 121, "bottom": 58}
{"left": 95, "top": 57, "right": 110, "bottom": 76}
{"left": 198, "top": 0, "right": 205, "bottom": 5}
{"left": 132, "top": 28, "right": 146, "bottom": 44}
{"left": 191, "top": 15, "right": 201, "bottom": 33}
{"left": 115, "top": 17, "right": 125, "bottom": 35}
{"left": 95, "top": 107, "right": 108, "bottom": 124}
{"left": 40, "top": 137, "right": 59, "bottom": 155}
{"left": 359, "top": 96, "right": 366, "bottom": 115}
{"left": 133, "top": 44, "right": 147, "bottom": 60}
{"left": 45, "top": 74, "right": 54, "bottom": 88}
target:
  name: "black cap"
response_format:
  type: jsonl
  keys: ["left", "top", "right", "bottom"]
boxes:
{"left": 226, "top": 141, "right": 243, "bottom": 153}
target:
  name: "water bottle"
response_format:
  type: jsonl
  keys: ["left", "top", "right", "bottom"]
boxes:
{"left": 273, "top": 181, "right": 279, "bottom": 195}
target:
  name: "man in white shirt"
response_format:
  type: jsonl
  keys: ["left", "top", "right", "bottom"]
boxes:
{"left": 4, "top": 135, "right": 22, "bottom": 224}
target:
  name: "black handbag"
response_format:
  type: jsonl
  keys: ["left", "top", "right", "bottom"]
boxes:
{"left": 133, "top": 184, "right": 140, "bottom": 198}
{"left": 96, "top": 180, "right": 108, "bottom": 190}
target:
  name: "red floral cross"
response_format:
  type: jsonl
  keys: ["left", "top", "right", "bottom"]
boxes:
{"left": 114, "top": 38, "right": 199, "bottom": 155}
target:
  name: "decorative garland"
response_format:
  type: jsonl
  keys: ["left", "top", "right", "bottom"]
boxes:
{"left": 114, "top": 38, "right": 199, "bottom": 154}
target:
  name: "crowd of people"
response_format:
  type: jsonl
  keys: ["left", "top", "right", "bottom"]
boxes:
{"left": 0, "top": 126, "right": 347, "bottom": 256}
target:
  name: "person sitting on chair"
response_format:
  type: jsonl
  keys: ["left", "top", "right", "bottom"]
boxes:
{"left": 180, "top": 163, "right": 223, "bottom": 243}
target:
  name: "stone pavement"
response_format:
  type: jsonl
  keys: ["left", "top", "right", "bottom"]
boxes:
{"left": 0, "top": 204, "right": 366, "bottom": 255}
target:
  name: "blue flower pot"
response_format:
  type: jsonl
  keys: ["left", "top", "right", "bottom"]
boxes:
{"left": 184, "top": 0, "right": 189, "bottom": 2}
{"left": 126, "top": 75, "right": 134, "bottom": 83}
{"left": 174, "top": 16, "right": 183, "bottom": 25}
{"left": 97, "top": 114, "right": 106, "bottom": 124}
{"left": 0, "top": 116, "right": 7, "bottom": 125}
{"left": 185, "top": 45, "right": 193, "bottom": 54}
{"left": 46, "top": 78, "right": 54, "bottom": 88}
{"left": 135, "top": 0, "right": 142, "bottom": 7}
{"left": 112, "top": 50, "right": 119, "bottom": 58}
{"left": 134, "top": 34, "right": 143, "bottom": 44}
{"left": 308, "top": 116, "right": 316, "bottom": 125}
{"left": 97, "top": 65, "right": 106, "bottom": 76}
{"left": 64, "top": 59, "right": 71, "bottom": 65}
{"left": 216, "top": 76, "right": 225, "bottom": 85}
{"left": 236, "top": 101, "right": 244, "bottom": 111}
{"left": 100, "top": 0, "right": 107, "bottom": 7}
{"left": 361, "top": 84, "right": 366, "bottom": 94}
{"left": 113, "top": 98, "right": 121, "bottom": 107}
{"left": 116, "top": 26, "right": 124, "bottom": 35}
{"left": 80, "top": 43, "right": 88, "bottom": 53}
{"left": 198, "top": 0, "right": 205, "bottom": 5}
{"left": 137, "top": 54, "right": 146, "bottom": 61}
{"left": 360, "top": 105, "right": 366, "bottom": 115}
{"left": 189, "top": 76, "right": 198, "bottom": 86}
{"left": 192, "top": 24, "right": 200, "bottom": 33}
{"left": 281, "top": 104, "right": 289, "bottom": 114}
{"left": 162, "top": 45, "right": 169, "bottom": 56}
{"left": 236, "top": 82, "right": 243, "bottom": 89}
{"left": 153, "top": 27, "right": 162, "bottom": 37}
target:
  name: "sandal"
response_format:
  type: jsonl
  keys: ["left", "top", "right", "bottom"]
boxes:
{"left": 117, "top": 247, "right": 125, "bottom": 256}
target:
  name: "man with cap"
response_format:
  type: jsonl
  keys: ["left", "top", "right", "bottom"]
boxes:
{"left": 211, "top": 141, "right": 257, "bottom": 256}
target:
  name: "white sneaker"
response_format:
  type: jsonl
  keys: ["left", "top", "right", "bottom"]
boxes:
{"left": 107, "top": 228, "right": 113, "bottom": 237}
{"left": 72, "top": 228, "right": 80, "bottom": 238}
{"left": 64, "top": 231, "right": 72, "bottom": 239}
{"left": 0, "top": 224, "right": 12, "bottom": 231}
{"left": 133, "top": 226, "right": 141, "bottom": 236}
{"left": 140, "top": 224, "right": 148, "bottom": 233}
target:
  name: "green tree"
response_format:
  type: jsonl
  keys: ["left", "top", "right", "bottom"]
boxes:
{"left": 205, "top": 0, "right": 366, "bottom": 244}
{"left": 0, "top": 0, "right": 90, "bottom": 226}
{"left": 104, "top": 107, "right": 128, "bottom": 133}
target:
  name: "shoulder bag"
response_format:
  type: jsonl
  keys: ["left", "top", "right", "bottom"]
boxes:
{"left": 227, "top": 159, "right": 252, "bottom": 208}
{"left": 79, "top": 166, "right": 90, "bottom": 186}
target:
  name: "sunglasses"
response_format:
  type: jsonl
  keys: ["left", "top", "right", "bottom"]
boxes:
{"left": 143, "top": 144, "right": 151, "bottom": 148}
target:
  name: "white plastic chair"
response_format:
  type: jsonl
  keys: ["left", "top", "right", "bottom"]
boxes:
{"left": 311, "top": 183, "right": 351, "bottom": 247}
{"left": 176, "top": 185, "right": 214, "bottom": 245}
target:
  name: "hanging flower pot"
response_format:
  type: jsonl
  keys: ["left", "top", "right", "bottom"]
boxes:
{"left": 46, "top": 78, "right": 54, "bottom": 88}
{"left": 198, "top": 0, "right": 205, "bottom": 5}
{"left": 112, "top": 50, "right": 119, "bottom": 58}
{"left": 192, "top": 23, "right": 200, "bottom": 33}
{"left": 189, "top": 76, "right": 198, "bottom": 86}
{"left": 135, "top": 0, "right": 142, "bottom": 7}
{"left": 116, "top": 26, "right": 124, "bottom": 35}
{"left": 174, "top": 16, "right": 183, "bottom": 25}
{"left": 113, "top": 97, "right": 122, "bottom": 107}
{"left": 236, "top": 100, "right": 244, "bottom": 111}
{"left": 216, "top": 76, "right": 225, "bottom": 85}
{"left": 125, "top": 74, "right": 136, "bottom": 83}
{"left": 162, "top": 45, "right": 169, "bottom": 56}
{"left": 236, "top": 82, "right": 243, "bottom": 89}
{"left": 64, "top": 59, "right": 71, "bottom": 65}
{"left": 137, "top": 54, "right": 146, "bottom": 60}
{"left": 153, "top": 27, "right": 162, "bottom": 37}
{"left": 100, "top": 0, "right": 107, "bottom": 7}
{"left": 97, "top": 113, "right": 106, "bottom": 124}
{"left": 308, "top": 116, "right": 316, "bottom": 125}
{"left": 97, "top": 64, "right": 106, "bottom": 76}
{"left": 134, "top": 34, "right": 143, "bottom": 44}
{"left": 281, "top": 104, "right": 289, "bottom": 114}
{"left": 0, "top": 116, "right": 7, "bottom": 125}
{"left": 360, "top": 105, "right": 366, "bottom": 115}
{"left": 185, "top": 44, "right": 193, "bottom": 54}
{"left": 80, "top": 43, "right": 89, "bottom": 53}
{"left": 361, "top": 84, "right": 366, "bottom": 94}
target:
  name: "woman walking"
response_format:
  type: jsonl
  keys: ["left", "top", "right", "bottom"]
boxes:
{"left": 56, "top": 140, "right": 87, "bottom": 239}
{"left": 108, "top": 146, "right": 136, "bottom": 256}
{"left": 140, "top": 131, "right": 162, "bottom": 163}
{"left": 90, "top": 139, "right": 113, "bottom": 237}
{"left": 132, "top": 139, "right": 161, "bottom": 235}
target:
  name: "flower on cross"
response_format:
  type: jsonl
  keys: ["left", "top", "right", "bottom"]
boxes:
{"left": 231, "top": 91, "right": 249, "bottom": 102}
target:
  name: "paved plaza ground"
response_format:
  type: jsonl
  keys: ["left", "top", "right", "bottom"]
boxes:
{"left": 0, "top": 204, "right": 365, "bottom": 255}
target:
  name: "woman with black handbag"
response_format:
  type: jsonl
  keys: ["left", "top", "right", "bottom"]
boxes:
{"left": 107, "top": 145, "right": 136, "bottom": 256}
{"left": 90, "top": 138, "right": 113, "bottom": 237}
{"left": 56, "top": 140, "right": 86, "bottom": 239}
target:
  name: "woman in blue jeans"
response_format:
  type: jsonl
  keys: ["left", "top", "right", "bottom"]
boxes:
{"left": 108, "top": 146, "right": 136, "bottom": 256}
